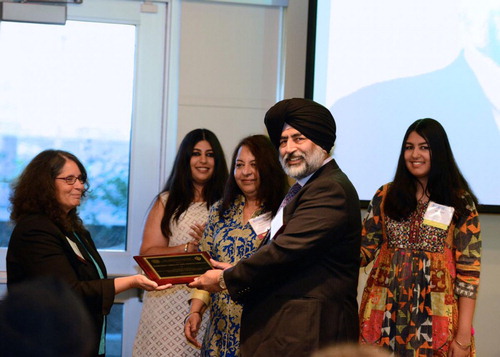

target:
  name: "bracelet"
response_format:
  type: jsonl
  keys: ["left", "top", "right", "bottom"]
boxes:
{"left": 184, "top": 243, "right": 189, "bottom": 253}
{"left": 183, "top": 311, "right": 200, "bottom": 324}
{"left": 454, "top": 339, "right": 471, "bottom": 350}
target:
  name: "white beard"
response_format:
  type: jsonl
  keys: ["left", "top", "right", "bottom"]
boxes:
{"left": 280, "top": 145, "right": 325, "bottom": 180}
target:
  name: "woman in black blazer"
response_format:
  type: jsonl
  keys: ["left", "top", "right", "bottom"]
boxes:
{"left": 6, "top": 149, "right": 170, "bottom": 357}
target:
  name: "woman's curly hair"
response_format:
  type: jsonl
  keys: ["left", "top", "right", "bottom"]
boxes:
{"left": 10, "top": 149, "right": 88, "bottom": 235}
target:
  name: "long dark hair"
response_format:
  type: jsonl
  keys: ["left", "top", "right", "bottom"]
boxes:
{"left": 10, "top": 150, "right": 88, "bottom": 235}
{"left": 160, "top": 129, "right": 228, "bottom": 238}
{"left": 219, "top": 135, "right": 289, "bottom": 219}
{"left": 385, "top": 118, "right": 478, "bottom": 220}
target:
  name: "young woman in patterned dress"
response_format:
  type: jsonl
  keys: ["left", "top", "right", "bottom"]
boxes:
{"left": 359, "top": 118, "right": 481, "bottom": 356}
{"left": 133, "top": 129, "right": 228, "bottom": 356}
{"left": 184, "top": 135, "right": 288, "bottom": 356}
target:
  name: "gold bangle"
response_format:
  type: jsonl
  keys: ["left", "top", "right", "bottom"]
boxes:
{"left": 183, "top": 311, "right": 200, "bottom": 324}
{"left": 184, "top": 243, "right": 189, "bottom": 253}
{"left": 455, "top": 339, "right": 471, "bottom": 350}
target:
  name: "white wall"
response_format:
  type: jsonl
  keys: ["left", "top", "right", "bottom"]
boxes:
{"left": 177, "top": 0, "right": 281, "bottom": 160}
{"left": 472, "top": 213, "right": 500, "bottom": 356}
{"left": 177, "top": 0, "right": 308, "bottom": 161}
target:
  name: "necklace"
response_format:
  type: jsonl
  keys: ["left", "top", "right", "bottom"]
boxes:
{"left": 242, "top": 199, "right": 260, "bottom": 224}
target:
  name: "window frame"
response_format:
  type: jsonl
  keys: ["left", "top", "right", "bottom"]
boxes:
{"left": 0, "top": 1, "right": 180, "bottom": 354}
{"left": 0, "top": 0, "right": 179, "bottom": 273}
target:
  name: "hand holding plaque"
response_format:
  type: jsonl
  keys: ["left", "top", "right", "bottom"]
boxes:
{"left": 134, "top": 252, "right": 213, "bottom": 285}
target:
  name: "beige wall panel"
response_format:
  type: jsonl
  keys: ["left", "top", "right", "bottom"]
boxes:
{"left": 179, "top": 1, "right": 281, "bottom": 109}
{"left": 177, "top": 105, "right": 267, "bottom": 163}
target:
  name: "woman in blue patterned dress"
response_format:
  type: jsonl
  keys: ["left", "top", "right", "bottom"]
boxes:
{"left": 184, "top": 135, "right": 289, "bottom": 356}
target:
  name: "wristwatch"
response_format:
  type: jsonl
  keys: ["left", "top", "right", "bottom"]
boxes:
{"left": 218, "top": 271, "right": 227, "bottom": 290}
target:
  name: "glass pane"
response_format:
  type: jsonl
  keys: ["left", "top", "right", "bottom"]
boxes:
{"left": 0, "top": 20, "right": 135, "bottom": 250}
{"left": 107, "top": 303, "right": 124, "bottom": 357}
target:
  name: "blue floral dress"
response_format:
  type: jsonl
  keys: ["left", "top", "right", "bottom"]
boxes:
{"left": 199, "top": 195, "right": 265, "bottom": 357}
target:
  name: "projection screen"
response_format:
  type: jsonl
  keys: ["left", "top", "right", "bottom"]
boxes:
{"left": 310, "top": 0, "right": 500, "bottom": 210}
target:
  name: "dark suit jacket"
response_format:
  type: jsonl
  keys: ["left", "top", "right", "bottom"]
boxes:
{"left": 7, "top": 214, "right": 115, "bottom": 357}
{"left": 225, "top": 160, "right": 361, "bottom": 357}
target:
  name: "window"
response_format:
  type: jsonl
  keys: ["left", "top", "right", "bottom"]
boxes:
{"left": 0, "top": 1, "right": 179, "bottom": 355}
{"left": 0, "top": 20, "right": 134, "bottom": 250}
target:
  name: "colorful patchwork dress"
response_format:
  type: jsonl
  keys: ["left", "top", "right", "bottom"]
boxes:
{"left": 359, "top": 184, "right": 481, "bottom": 356}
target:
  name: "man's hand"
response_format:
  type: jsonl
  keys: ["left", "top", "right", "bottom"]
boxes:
{"left": 210, "top": 258, "right": 232, "bottom": 270}
{"left": 188, "top": 259, "right": 232, "bottom": 292}
{"left": 189, "top": 269, "right": 223, "bottom": 293}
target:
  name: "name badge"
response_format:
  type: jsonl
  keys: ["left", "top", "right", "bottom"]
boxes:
{"left": 249, "top": 212, "right": 272, "bottom": 240}
{"left": 66, "top": 236, "right": 86, "bottom": 261}
{"left": 423, "top": 201, "right": 454, "bottom": 230}
{"left": 269, "top": 207, "right": 284, "bottom": 241}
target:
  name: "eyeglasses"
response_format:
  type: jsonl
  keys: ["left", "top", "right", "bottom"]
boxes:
{"left": 55, "top": 175, "right": 86, "bottom": 185}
